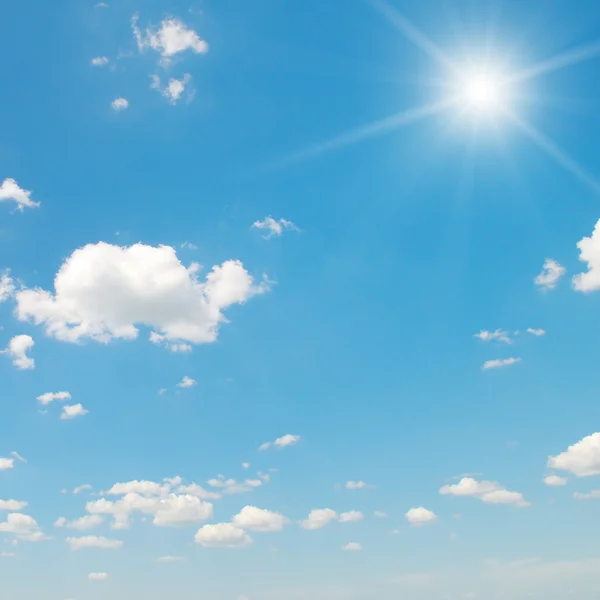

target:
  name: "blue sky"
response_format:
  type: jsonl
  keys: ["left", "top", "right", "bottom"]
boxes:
{"left": 2, "top": 0, "right": 600, "bottom": 598}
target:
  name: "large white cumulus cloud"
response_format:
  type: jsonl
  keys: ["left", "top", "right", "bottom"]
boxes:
{"left": 14, "top": 242, "right": 270, "bottom": 346}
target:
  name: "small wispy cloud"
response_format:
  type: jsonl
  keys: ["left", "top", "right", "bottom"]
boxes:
{"left": 481, "top": 357, "right": 521, "bottom": 370}
{"left": 473, "top": 329, "right": 512, "bottom": 344}
{"left": 91, "top": 56, "right": 109, "bottom": 67}
{"left": 251, "top": 216, "right": 299, "bottom": 239}
{"left": 535, "top": 258, "right": 565, "bottom": 290}
{"left": 527, "top": 328, "right": 546, "bottom": 337}
{"left": 111, "top": 98, "right": 129, "bottom": 111}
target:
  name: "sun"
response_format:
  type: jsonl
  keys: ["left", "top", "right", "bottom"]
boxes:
{"left": 457, "top": 69, "right": 508, "bottom": 115}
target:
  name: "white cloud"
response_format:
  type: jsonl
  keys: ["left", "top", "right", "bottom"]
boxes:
{"left": 60, "top": 404, "right": 88, "bottom": 420}
{"left": 251, "top": 217, "right": 299, "bottom": 239}
{"left": 177, "top": 376, "right": 196, "bottom": 388}
{"left": 37, "top": 391, "right": 71, "bottom": 405}
{"left": 374, "top": 511, "right": 387, "bottom": 518}
{"left": 194, "top": 523, "right": 252, "bottom": 548}
{"left": 300, "top": 509, "right": 338, "bottom": 530}
{"left": 548, "top": 432, "right": 600, "bottom": 476}
{"left": 242, "top": 462, "right": 250, "bottom": 470}
{"left": 163, "top": 74, "right": 191, "bottom": 104}
{"left": 3, "top": 335, "right": 35, "bottom": 370}
{"left": 573, "top": 490, "right": 600, "bottom": 500}
{"left": 345, "top": 481, "right": 368, "bottom": 490}
{"left": 232, "top": 506, "right": 288, "bottom": 532}
{"left": 405, "top": 507, "right": 437, "bottom": 526}
{"left": 9, "top": 451, "right": 26, "bottom": 463}
{"left": 105, "top": 480, "right": 166, "bottom": 496}
{"left": 111, "top": 98, "right": 129, "bottom": 111}
{"left": 473, "top": 329, "right": 512, "bottom": 343}
{"left": 155, "top": 555, "right": 185, "bottom": 562}
{"left": 0, "top": 458, "right": 15, "bottom": 470}
{"left": 73, "top": 484, "right": 93, "bottom": 495}
{"left": 0, "top": 513, "right": 46, "bottom": 541}
{"left": 535, "top": 258, "right": 566, "bottom": 290}
{"left": 0, "top": 552, "right": 16, "bottom": 557}
{"left": 206, "top": 475, "right": 261, "bottom": 495}
{"left": 175, "top": 482, "right": 220, "bottom": 500}
{"left": 133, "top": 14, "right": 208, "bottom": 61}
{"left": 94, "top": 2, "right": 108, "bottom": 7}
{"left": 338, "top": 510, "right": 363, "bottom": 523}
{"left": 342, "top": 542, "right": 362, "bottom": 551}
{"left": 573, "top": 219, "right": 600, "bottom": 292}
{"left": 440, "top": 477, "right": 530, "bottom": 507}
{"left": 55, "top": 515, "right": 103, "bottom": 530}
{"left": 0, "top": 500, "right": 28, "bottom": 511}
{"left": 14, "top": 242, "right": 269, "bottom": 347}
{"left": 259, "top": 434, "right": 301, "bottom": 451}
{"left": 481, "top": 357, "right": 520, "bottom": 370}
{"left": 0, "top": 271, "right": 15, "bottom": 302}
{"left": 91, "top": 56, "right": 109, "bottom": 66}
{"left": 88, "top": 572, "right": 108, "bottom": 581}
{"left": 543, "top": 475, "right": 568, "bottom": 487}
{"left": 527, "top": 328, "right": 546, "bottom": 336}
{"left": 66, "top": 536, "right": 123, "bottom": 551}
{"left": 0, "top": 178, "right": 40, "bottom": 210}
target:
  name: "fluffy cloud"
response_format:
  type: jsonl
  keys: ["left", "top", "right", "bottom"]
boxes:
{"left": 0, "top": 271, "right": 15, "bottom": 302}
{"left": 36, "top": 391, "right": 71, "bottom": 405}
{"left": 259, "top": 434, "right": 300, "bottom": 451}
{"left": 67, "top": 536, "right": 123, "bottom": 550}
{"left": 14, "top": 242, "right": 269, "bottom": 347}
{"left": 573, "top": 219, "right": 600, "bottom": 292}
{"left": 481, "top": 357, "right": 520, "bottom": 370}
{"left": 156, "top": 74, "right": 192, "bottom": 104}
{"left": 440, "top": 477, "right": 530, "bottom": 507}
{"left": 111, "top": 98, "right": 129, "bottom": 111}
{"left": 232, "top": 506, "right": 288, "bottom": 532}
{"left": 573, "top": 490, "right": 600, "bottom": 500}
{"left": 405, "top": 507, "right": 437, "bottom": 526}
{"left": 535, "top": 258, "right": 566, "bottom": 290}
{"left": 133, "top": 14, "right": 208, "bottom": 61}
{"left": 0, "top": 513, "right": 46, "bottom": 541}
{"left": 543, "top": 475, "right": 568, "bottom": 487}
{"left": 105, "top": 480, "right": 166, "bottom": 496}
{"left": 194, "top": 523, "right": 252, "bottom": 548}
{"left": 0, "top": 458, "right": 15, "bottom": 471}
{"left": 91, "top": 56, "right": 109, "bottom": 66}
{"left": 473, "top": 329, "right": 511, "bottom": 343}
{"left": 345, "top": 481, "right": 368, "bottom": 490}
{"left": 55, "top": 515, "right": 103, "bottom": 530}
{"left": 548, "top": 432, "right": 600, "bottom": 476}
{"left": 527, "top": 328, "right": 546, "bottom": 337}
{"left": 251, "top": 217, "right": 299, "bottom": 239}
{"left": 0, "top": 178, "right": 40, "bottom": 210}
{"left": 3, "top": 335, "right": 35, "bottom": 370}
{"left": 338, "top": 511, "right": 363, "bottom": 523}
{"left": 300, "top": 509, "right": 338, "bottom": 530}
{"left": 175, "top": 483, "right": 220, "bottom": 500}
{"left": 342, "top": 542, "right": 362, "bottom": 551}
{"left": 88, "top": 572, "right": 108, "bottom": 581}
{"left": 0, "top": 500, "right": 28, "bottom": 511}
{"left": 177, "top": 376, "right": 196, "bottom": 388}
{"left": 60, "top": 404, "right": 88, "bottom": 420}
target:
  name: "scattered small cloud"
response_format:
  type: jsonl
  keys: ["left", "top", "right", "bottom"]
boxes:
{"left": 440, "top": 477, "right": 530, "bottom": 507}
{"left": 543, "top": 475, "right": 568, "bottom": 487}
{"left": 94, "top": 2, "right": 108, "bottom": 7}
{"left": 527, "top": 328, "right": 546, "bottom": 337}
{"left": 405, "top": 507, "right": 437, "bottom": 526}
{"left": 242, "top": 462, "right": 250, "bottom": 470}
{"left": 342, "top": 542, "right": 362, "bottom": 551}
{"left": 300, "top": 509, "right": 338, "bottom": 530}
{"left": 91, "top": 56, "right": 109, "bottom": 67}
{"left": 473, "top": 329, "right": 512, "bottom": 343}
{"left": 374, "top": 511, "right": 387, "bottom": 518}
{"left": 9, "top": 452, "right": 26, "bottom": 464}
{"left": 0, "top": 271, "right": 15, "bottom": 302}
{"left": 194, "top": 523, "right": 252, "bottom": 548}
{"left": 37, "top": 391, "right": 71, "bottom": 406}
{"left": 0, "top": 499, "right": 28, "bottom": 511}
{"left": 2, "top": 335, "right": 35, "bottom": 370}
{"left": 338, "top": 511, "right": 363, "bottom": 523}
{"left": 55, "top": 515, "right": 103, "bottom": 531}
{"left": 0, "top": 513, "right": 47, "bottom": 541}
{"left": 181, "top": 241, "right": 198, "bottom": 250}
{"left": 258, "top": 434, "right": 300, "bottom": 451}
{"left": 481, "top": 357, "right": 521, "bottom": 370}
{"left": 573, "top": 490, "right": 600, "bottom": 500}
{"left": 0, "top": 458, "right": 15, "bottom": 471}
{"left": 0, "top": 178, "right": 40, "bottom": 211}
{"left": 535, "top": 258, "right": 566, "bottom": 290}
{"left": 155, "top": 555, "right": 185, "bottom": 563}
{"left": 177, "top": 376, "right": 196, "bottom": 388}
{"left": 251, "top": 217, "right": 299, "bottom": 239}
{"left": 60, "top": 404, "right": 89, "bottom": 420}
{"left": 73, "top": 484, "right": 93, "bottom": 495}
{"left": 232, "top": 506, "right": 288, "bottom": 532}
{"left": 345, "top": 481, "right": 369, "bottom": 490}
{"left": 111, "top": 98, "right": 129, "bottom": 111}
{"left": 88, "top": 572, "right": 109, "bottom": 581}
{"left": 67, "top": 536, "right": 123, "bottom": 551}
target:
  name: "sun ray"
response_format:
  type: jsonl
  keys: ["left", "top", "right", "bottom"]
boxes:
{"left": 267, "top": 99, "right": 456, "bottom": 169}
{"left": 368, "top": 0, "right": 460, "bottom": 75}
{"left": 505, "top": 110, "right": 600, "bottom": 195}
{"left": 508, "top": 40, "right": 600, "bottom": 84}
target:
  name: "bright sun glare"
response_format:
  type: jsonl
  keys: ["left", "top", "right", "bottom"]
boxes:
{"left": 460, "top": 71, "right": 506, "bottom": 113}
